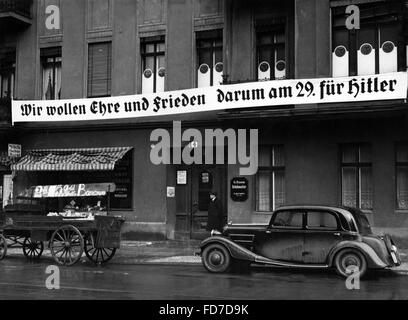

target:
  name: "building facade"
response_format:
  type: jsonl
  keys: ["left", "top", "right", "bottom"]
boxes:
{"left": 1, "top": 0, "right": 408, "bottom": 240}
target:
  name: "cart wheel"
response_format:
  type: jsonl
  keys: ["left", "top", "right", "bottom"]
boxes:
{"left": 50, "top": 225, "right": 84, "bottom": 266}
{"left": 0, "top": 234, "right": 7, "bottom": 260}
{"left": 85, "top": 233, "right": 116, "bottom": 264}
{"left": 23, "top": 237, "right": 44, "bottom": 260}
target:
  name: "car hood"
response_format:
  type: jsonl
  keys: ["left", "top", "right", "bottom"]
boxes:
{"left": 224, "top": 223, "right": 268, "bottom": 233}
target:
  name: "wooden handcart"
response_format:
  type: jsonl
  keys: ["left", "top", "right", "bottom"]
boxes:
{"left": 0, "top": 183, "right": 125, "bottom": 266}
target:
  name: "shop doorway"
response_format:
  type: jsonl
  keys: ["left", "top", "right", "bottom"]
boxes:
{"left": 174, "top": 165, "right": 226, "bottom": 240}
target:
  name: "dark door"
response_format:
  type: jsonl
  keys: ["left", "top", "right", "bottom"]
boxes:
{"left": 257, "top": 210, "right": 305, "bottom": 263}
{"left": 190, "top": 165, "right": 226, "bottom": 239}
{"left": 174, "top": 165, "right": 226, "bottom": 240}
{"left": 302, "top": 210, "right": 343, "bottom": 264}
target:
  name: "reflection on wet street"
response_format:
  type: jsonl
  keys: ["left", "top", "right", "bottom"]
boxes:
{"left": 0, "top": 256, "right": 407, "bottom": 300}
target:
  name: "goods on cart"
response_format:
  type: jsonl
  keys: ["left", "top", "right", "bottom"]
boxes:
{"left": 0, "top": 182, "right": 125, "bottom": 266}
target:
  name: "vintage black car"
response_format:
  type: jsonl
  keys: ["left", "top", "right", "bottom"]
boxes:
{"left": 200, "top": 205, "right": 401, "bottom": 278}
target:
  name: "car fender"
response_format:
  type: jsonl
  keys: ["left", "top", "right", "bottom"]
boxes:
{"left": 200, "top": 236, "right": 257, "bottom": 262}
{"left": 327, "top": 241, "right": 388, "bottom": 269}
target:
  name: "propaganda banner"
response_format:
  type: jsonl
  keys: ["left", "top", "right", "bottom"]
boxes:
{"left": 12, "top": 72, "right": 408, "bottom": 123}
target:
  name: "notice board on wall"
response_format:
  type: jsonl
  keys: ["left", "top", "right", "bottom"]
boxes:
{"left": 2, "top": 174, "right": 13, "bottom": 208}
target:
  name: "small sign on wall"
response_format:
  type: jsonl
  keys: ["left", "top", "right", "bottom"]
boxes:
{"left": 2, "top": 174, "right": 13, "bottom": 208}
{"left": 8, "top": 144, "right": 21, "bottom": 158}
{"left": 167, "top": 186, "right": 175, "bottom": 198}
{"left": 177, "top": 170, "right": 187, "bottom": 185}
{"left": 231, "top": 177, "right": 248, "bottom": 202}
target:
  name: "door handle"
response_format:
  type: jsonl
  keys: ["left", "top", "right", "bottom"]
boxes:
{"left": 266, "top": 229, "right": 272, "bottom": 234}
{"left": 333, "top": 232, "right": 341, "bottom": 236}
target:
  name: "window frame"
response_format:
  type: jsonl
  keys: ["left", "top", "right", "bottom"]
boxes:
{"left": 196, "top": 29, "right": 223, "bottom": 86}
{"left": 87, "top": 41, "right": 112, "bottom": 98}
{"left": 41, "top": 47, "right": 62, "bottom": 100}
{"left": 305, "top": 210, "right": 340, "bottom": 231}
{"left": 255, "top": 145, "right": 285, "bottom": 212}
{"left": 340, "top": 143, "right": 373, "bottom": 211}
{"left": 331, "top": 1, "right": 406, "bottom": 76}
{"left": 0, "top": 51, "right": 16, "bottom": 99}
{"left": 255, "top": 20, "right": 287, "bottom": 80}
{"left": 141, "top": 35, "right": 165, "bottom": 93}
{"left": 270, "top": 209, "right": 305, "bottom": 230}
{"left": 395, "top": 141, "right": 408, "bottom": 211}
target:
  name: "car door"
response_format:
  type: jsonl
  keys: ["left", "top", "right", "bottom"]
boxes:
{"left": 302, "top": 210, "right": 342, "bottom": 264}
{"left": 256, "top": 209, "right": 305, "bottom": 263}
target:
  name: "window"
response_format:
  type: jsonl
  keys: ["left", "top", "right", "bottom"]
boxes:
{"left": 87, "top": 42, "right": 112, "bottom": 97}
{"left": 272, "top": 210, "right": 303, "bottom": 228}
{"left": 341, "top": 143, "right": 373, "bottom": 210}
{"left": 41, "top": 47, "right": 62, "bottom": 100}
{"left": 256, "top": 145, "right": 285, "bottom": 212}
{"left": 307, "top": 211, "right": 338, "bottom": 230}
{"left": 141, "top": 36, "right": 165, "bottom": 93}
{"left": 0, "top": 50, "right": 16, "bottom": 99}
{"left": 332, "top": 1, "right": 405, "bottom": 76}
{"left": 196, "top": 29, "right": 223, "bottom": 87}
{"left": 396, "top": 142, "right": 408, "bottom": 210}
{"left": 256, "top": 20, "right": 286, "bottom": 81}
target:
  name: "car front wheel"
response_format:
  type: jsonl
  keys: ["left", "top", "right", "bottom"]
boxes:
{"left": 202, "top": 244, "right": 231, "bottom": 273}
{"left": 334, "top": 248, "right": 367, "bottom": 278}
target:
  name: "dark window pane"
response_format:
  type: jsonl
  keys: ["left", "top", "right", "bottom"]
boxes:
{"left": 357, "top": 27, "right": 376, "bottom": 48}
{"left": 342, "top": 144, "right": 357, "bottom": 163}
{"left": 397, "top": 144, "right": 408, "bottom": 163}
{"left": 333, "top": 29, "right": 349, "bottom": 50}
{"left": 274, "top": 170, "right": 285, "bottom": 209}
{"left": 307, "top": 211, "right": 338, "bottom": 229}
{"left": 273, "top": 145, "right": 285, "bottom": 166}
{"left": 41, "top": 47, "right": 62, "bottom": 100}
{"left": 141, "top": 37, "right": 165, "bottom": 93}
{"left": 359, "top": 144, "right": 372, "bottom": 163}
{"left": 157, "top": 43, "right": 165, "bottom": 52}
{"left": 199, "top": 49, "right": 212, "bottom": 66}
{"left": 214, "top": 47, "right": 223, "bottom": 64}
{"left": 196, "top": 30, "right": 223, "bottom": 87}
{"left": 275, "top": 32, "right": 285, "bottom": 44}
{"left": 273, "top": 211, "right": 303, "bottom": 228}
{"left": 342, "top": 167, "right": 357, "bottom": 207}
{"left": 256, "top": 171, "right": 270, "bottom": 211}
{"left": 259, "top": 146, "right": 271, "bottom": 167}
{"left": 145, "top": 44, "right": 155, "bottom": 53}
{"left": 360, "top": 167, "right": 373, "bottom": 209}
{"left": 87, "top": 42, "right": 111, "bottom": 97}
{"left": 259, "top": 47, "right": 273, "bottom": 65}
{"left": 397, "top": 166, "right": 408, "bottom": 210}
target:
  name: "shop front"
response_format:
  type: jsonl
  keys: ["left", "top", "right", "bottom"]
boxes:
{"left": 10, "top": 147, "right": 133, "bottom": 213}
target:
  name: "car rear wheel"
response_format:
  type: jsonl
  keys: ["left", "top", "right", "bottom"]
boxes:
{"left": 202, "top": 244, "right": 231, "bottom": 273}
{"left": 334, "top": 248, "right": 367, "bottom": 278}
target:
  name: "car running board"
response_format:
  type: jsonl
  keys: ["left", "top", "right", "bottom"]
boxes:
{"left": 254, "top": 255, "right": 329, "bottom": 269}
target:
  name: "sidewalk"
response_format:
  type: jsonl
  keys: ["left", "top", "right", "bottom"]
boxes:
{"left": 113, "top": 240, "right": 202, "bottom": 265}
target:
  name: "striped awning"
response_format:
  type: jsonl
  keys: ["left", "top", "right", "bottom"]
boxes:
{"left": 11, "top": 147, "right": 132, "bottom": 171}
